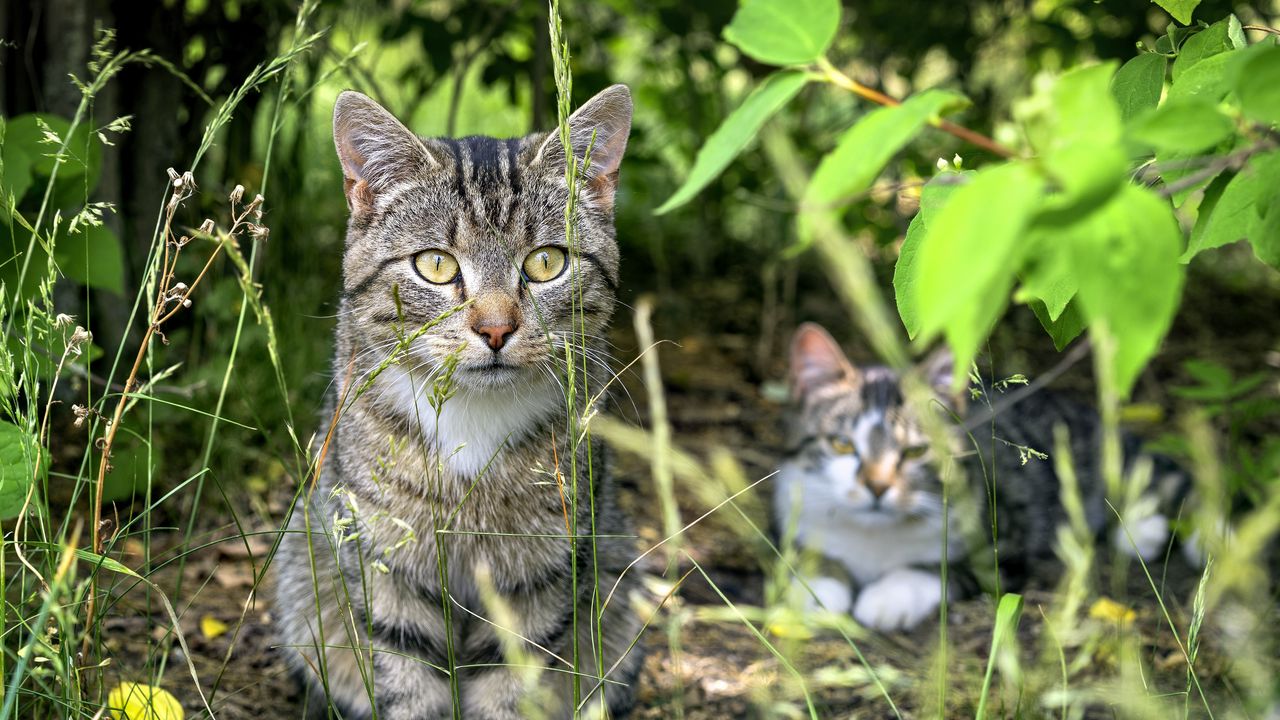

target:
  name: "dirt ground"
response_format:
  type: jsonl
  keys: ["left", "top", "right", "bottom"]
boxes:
{"left": 99, "top": 249, "right": 1279, "bottom": 719}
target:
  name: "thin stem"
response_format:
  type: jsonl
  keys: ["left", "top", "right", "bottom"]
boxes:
{"left": 816, "top": 57, "right": 1017, "bottom": 159}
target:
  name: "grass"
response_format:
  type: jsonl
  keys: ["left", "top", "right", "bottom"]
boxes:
{"left": 1, "top": 3, "right": 1278, "bottom": 720}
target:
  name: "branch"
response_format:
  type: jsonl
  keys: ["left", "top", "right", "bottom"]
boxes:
{"left": 1156, "top": 139, "right": 1276, "bottom": 198}
{"left": 817, "top": 57, "right": 1017, "bottom": 159}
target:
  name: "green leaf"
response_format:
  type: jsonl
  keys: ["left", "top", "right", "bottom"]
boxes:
{"left": 2, "top": 114, "right": 102, "bottom": 184}
{"left": 1112, "top": 53, "right": 1166, "bottom": 122}
{"left": 975, "top": 593, "right": 1024, "bottom": 720}
{"left": 1071, "top": 185, "right": 1185, "bottom": 398}
{"left": 655, "top": 71, "right": 808, "bottom": 214}
{"left": 1, "top": 130, "right": 35, "bottom": 207}
{"left": 1127, "top": 99, "right": 1235, "bottom": 153}
{"left": 1030, "top": 297, "right": 1087, "bottom": 351}
{"left": 1166, "top": 50, "right": 1233, "bottom": 104}
{"left": 914, "top": 163, "right": 1045, "bottom": 384}
{"left": 1019, "top": 223, "right": 1083, "bottom": 320}
{"left": 1037, "top": 63, "right": 1127, "bottom": 222}
{"left": 0, "top": 420, "right": 42, "bottom": 520}
{"left": 803, "top": 89, "right": 967, "bottom": 216}
{"left": 1253, "top": 199, "right": 1280, "bottom": 269}
{"left": 894, "top": 172, "right": 970, "bottom": 338}
{"left": 55, "top": 223, "right": 125, "bottom": 294}
{"left": 1151, "top": 0, "right": 1201, "bottom": 25}
{"left": 1171, "top": 19, "right": 1232, "bottom": 80}
{"left": 1235, "top": 46, "right": 1280, "bottom": 124}
{"left": 1183, "top": 150, "right": 1280, "bottom": 261}
{"left": 723, "top": 0, "right": 840, "bottom": 66}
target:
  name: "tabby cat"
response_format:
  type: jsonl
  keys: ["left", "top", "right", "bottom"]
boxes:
{"left": 774, "top": 323, "right": 1192, "bottom": 631}
{"left": 274, "top": 86, "right": 642, "bottom": 719}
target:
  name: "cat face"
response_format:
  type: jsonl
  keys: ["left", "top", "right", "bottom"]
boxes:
{"left": 330, "top": 87, "right": 631, "bottom": 391}
{"left": 785, "top": 323, "right": 960, "bottom": 525}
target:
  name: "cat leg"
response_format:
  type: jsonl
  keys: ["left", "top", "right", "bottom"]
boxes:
{"left": 369, "top": 651, "right": 453, "bottom": 720}
{"left": 787, "top": 554, "right": 854, "bottom": 614}
{"left": 853, "top": 568, "right": 942, "bottom": 631}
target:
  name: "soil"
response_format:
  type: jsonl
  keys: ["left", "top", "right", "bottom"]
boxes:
{"left": 98, "top": 245, "right": 1280, "bottom": 719}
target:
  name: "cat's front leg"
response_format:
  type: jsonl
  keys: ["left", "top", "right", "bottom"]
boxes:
{"left": 368, "top": 647, "right": 454, "bottom": 719}
{"left": 853, "top": 567, "right": 942, "bottom": 631}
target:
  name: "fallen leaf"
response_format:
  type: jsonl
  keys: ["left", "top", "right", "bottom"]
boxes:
{"left": 107, "top": 682, "right": 184, "bottom": 720}
{"left": 200, "top": 615, "right": 229, "bottom": 641}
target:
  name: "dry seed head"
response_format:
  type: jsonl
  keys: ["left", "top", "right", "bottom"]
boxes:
{"left": 167, "top": 167, "right": 180, "bottom": 183}
{"left": 72, "top": 404, "right": 92, "bottom": 428}
{"left": 199, "top": 218, "right": 216, "bottom": 236}
{"left": 54, "top": 313, "right": 75, "bottom": 329}
{"left": 230, "top": 184, "right": 245, "bottom": 204}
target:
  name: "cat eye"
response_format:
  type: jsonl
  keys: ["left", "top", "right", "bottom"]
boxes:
{"left": 522, "top": 246, "right": 568, "bottom": 283}
{"left": 414, "top": 250, "right": 459, "bottom": 284}
{"left": 828, "top": 436, "right": 856, "bottom": 455}
{"left": 900, "top": 445, "right": 929, "bottom": 461}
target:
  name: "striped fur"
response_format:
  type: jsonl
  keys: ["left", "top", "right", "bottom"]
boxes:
{"left": 275, "top": 86, "right": 642, "bottom": 718}
{"left": 774, "top": 323, "right": 1193, "bottom": 631}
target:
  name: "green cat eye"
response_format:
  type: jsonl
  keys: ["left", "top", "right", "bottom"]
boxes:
{"left": 828, "top": 436, "right": 856, "bottom": 455}
{"left": 414, "top": 250, "right": 459, "bottom": 284}
{"left": 522, "top": 246, "right": 567, "bottom": 282}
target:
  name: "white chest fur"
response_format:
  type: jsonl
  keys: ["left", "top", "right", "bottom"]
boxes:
{"left": 380, "top": 366, "right": 564, "bottom": 478}
{"left": 775, "top": 462, "right": 958, "bottom": 584}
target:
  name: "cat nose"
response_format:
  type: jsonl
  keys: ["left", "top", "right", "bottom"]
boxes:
{"left": 472, "top": 320, "right": 518, "bottom": 351}
{"left": 865, "top": 480, "right": 890, "bottom": 500}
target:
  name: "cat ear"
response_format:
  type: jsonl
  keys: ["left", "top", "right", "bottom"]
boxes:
{"left": 790, "top": 323, "right": 859, "bottom": 398}
{"left": 532, "top": 84, "right": 632, "bottom": 207}
{"left": 333, "top": 90, "right": 439, "bottom": 217}
{"left": 919, "top": 346, "right": 968, "bottom": 411}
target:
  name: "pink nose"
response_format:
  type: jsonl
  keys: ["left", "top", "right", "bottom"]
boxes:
{"left": 473, "top": 321, "right": 516, "bottom": 351}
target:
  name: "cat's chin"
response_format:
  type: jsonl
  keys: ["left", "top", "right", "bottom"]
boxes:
{"left": 455, "top": 361, "right": 531, "bottom": 389}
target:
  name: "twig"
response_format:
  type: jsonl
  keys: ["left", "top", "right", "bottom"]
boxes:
{"left": 817, "top": 57, "right": 1017, "bottom": 159}
{"left": 1156, "top": 140, "right": 1276, "bottom": 198}
{"left": 1242, "top": 24, "right": 1280, "bottom": 36}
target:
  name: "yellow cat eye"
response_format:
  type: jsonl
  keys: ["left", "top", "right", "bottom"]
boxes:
{"left": 828, "top": 436, "right": 856, "bottom": 455}
{"left": 414, "top": 250, "right": 459, "bottom": 284}
{"left": 900, "top": 445, "right": 929, "bottom": 461}
{"left": 522, "top": 246, "right": 567, "bottom": 282}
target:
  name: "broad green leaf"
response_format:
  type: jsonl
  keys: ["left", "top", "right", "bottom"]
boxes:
{"left": 804, "top": 90, "right": 968, "bottom": 213}
{"left": 1, "top": 140, "right": 34, "bottom": 207}
{"left": 2, "top": 114, "right": 102, "bottom": 184}
{"left": 1183, "top": 150, "right": 1280, "bottom": 261}
{"left": 55, "top": 223, "right": 125, "bottom": 294}
{"left": 1030, "top": 297, "right": 1087, "bottom": 351}
{"left": 1019, "top": 222, "right": 1084, "bottom": 320}
{"left": 723, "top": 0, "right": 840, "bottom": 66}
{"left": 1112, "top": 53, "right": 1166, "bottom": 122}
{"left": 1127, "top": 99, "right": 1234, "bottom": 153}
{"left": 0, "top": 420, "right": 42, "bottom": 520}
{"left": 1226, "top": 14, "right": 1247, "bottom": 50}
{"left": 914, "top": 163, "right": 1045, "bottom": 385}
{"left": 1166, "top": 50, "right": 1233, "bottom": 104}
{"left": 656, "top": 71, "right": 808, "bottom": 214}
{"left": 1235, "top": 46, "right": 1280, "bottom": 124}
{"left": 893, "top": 172, "right": 970, "bottom": 338}
{"left": 1152, "top": 0, "right": 1201, "bottom": 24}
{"left": 1071, "top": 185, "right": 1184, "bottom": 398}
{"left": 1037, "top": 64, "right": 1127, "bottom": 222}
{"left": 1171, "top": 19, "right": 1232, "bottom": 80}
{"left": 1253, "top": 200, "right": 1280, "bottom": 269}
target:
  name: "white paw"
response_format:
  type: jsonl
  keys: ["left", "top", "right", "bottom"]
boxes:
{"left": 1182, "top": 523, "right": 1234, "bottom": 567}
{"left": 853, "top": 568, "right": 941, "bottom": 632}
{"left": 793, "top": 576, "right": 853, "bottom": 614}
{"left": 1114, "top": 512, "right": 1169, "bottom": 561}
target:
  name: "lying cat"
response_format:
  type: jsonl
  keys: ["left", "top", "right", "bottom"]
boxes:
{"left": 774, "top": 322, "right": 1193, "bottom": 631}
{"left": 274, "top": 86, "right": 642, "bottom": 718}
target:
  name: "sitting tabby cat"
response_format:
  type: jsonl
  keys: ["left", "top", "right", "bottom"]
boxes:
{"left": 275, "top": 86, "right": 642, "bottom": 718}
{"left": 774, "top": 323, "right": 1193, "bottom": 631}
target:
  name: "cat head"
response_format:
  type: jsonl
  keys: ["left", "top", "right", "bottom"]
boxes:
{"left": 784, "top": 323, "right": 963, "bottom": 524}
{"left": 331, "top": 85, "right": 632, "bottom": 391}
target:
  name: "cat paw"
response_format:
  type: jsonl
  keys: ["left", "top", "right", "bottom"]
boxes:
{"left": 1181, "top": 523, "right": 1234, "bottom": 567}
{"left": 792, "top": 576, "right": 853, "bottom": 614}
{"left": 853, "top": 568, "right": 941, "bottom": 632}
{"left": 1114, "top": 512, "right": 1169, "bottom": 561}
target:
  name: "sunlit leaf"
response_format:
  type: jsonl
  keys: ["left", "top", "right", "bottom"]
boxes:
{"left": 1127, "top": 98, "right": 1235, "bottom": 153}
{"left": 723, "top": 0, "right": 840, "bottom": 66}
{"left": 1111, "top": 53, "right": 1166, "bottom": 122}
{"left": 1151, "top": 0, "right": 1202, "bottom": 24}
{"left": 1235, "top": 46, "right": 1280, "bottom": 124}
{"left": 914, "top": 163, "right": 1044, "bottom": 385}
{"left": 894, "top": 171, "right": 970, "bottom": 338}
{"left": 1029, "top": 297, "right": 1087, "bottom": 351}
{"left": 655, "top": 70, "right": 808, "bottom": 214}
{"left": 1171, "top": 18, "right": 1233, "bottom": 80}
